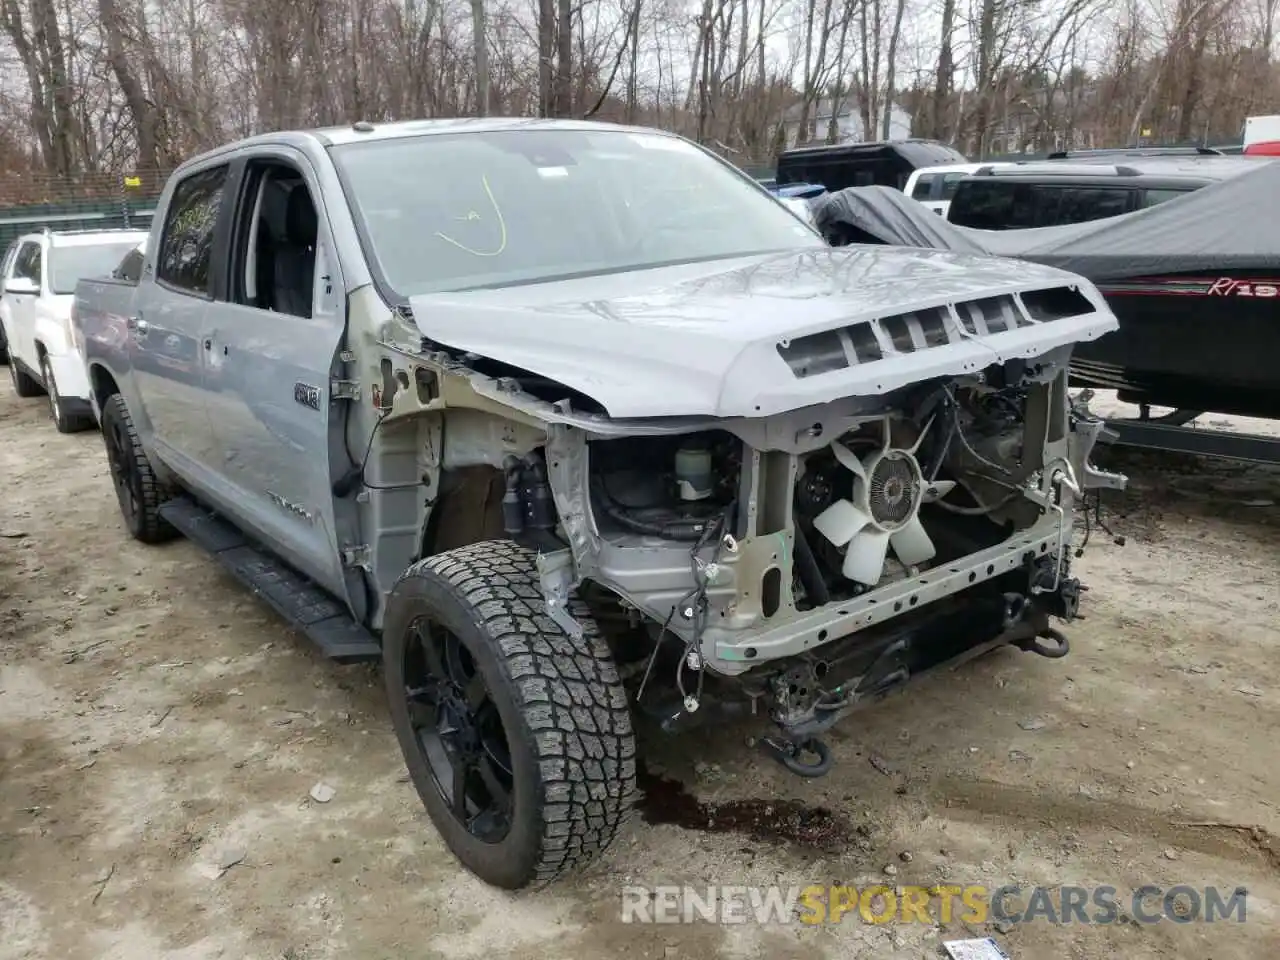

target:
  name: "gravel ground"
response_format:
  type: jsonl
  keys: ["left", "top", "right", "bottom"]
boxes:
{"left": 1, "top": 388, "right": 1277, "bottom": 960}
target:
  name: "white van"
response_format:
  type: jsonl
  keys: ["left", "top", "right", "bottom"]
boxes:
{"left": 904, "top": 162, "right": 1015, "bottom": 217}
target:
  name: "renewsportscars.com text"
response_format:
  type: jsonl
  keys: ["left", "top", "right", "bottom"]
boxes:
{"left": 620, "top": 884, "right": 1249, "bottom": 926}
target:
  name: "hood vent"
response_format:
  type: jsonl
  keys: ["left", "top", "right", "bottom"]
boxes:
{"left": 777, "top": 285, "right": 1094, "bottom": 380}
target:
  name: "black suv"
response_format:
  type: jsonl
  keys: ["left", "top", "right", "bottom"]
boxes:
{"left": 946, "top": 156, "right": 1258, "bottom": 230}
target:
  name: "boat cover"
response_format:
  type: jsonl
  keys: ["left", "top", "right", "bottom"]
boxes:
{"left": 808, "top": 159, "right": 1280, "bottom": 281}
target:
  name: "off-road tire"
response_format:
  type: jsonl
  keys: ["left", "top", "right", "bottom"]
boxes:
{"left": 41, "top": 355, "right": 94, "bottom": 434}
{"left": 9, "top": 357, "right": 41, "bottom": 397}
{"left": 99, "top": 393, "right": 176, "bottom": 544}
{"left": 382, "top": 540, "right": 637, "bottom": 889}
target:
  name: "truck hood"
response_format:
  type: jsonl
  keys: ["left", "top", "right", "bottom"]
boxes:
{"left": 407, "top": 245, "right": 1119, "bottom": 419}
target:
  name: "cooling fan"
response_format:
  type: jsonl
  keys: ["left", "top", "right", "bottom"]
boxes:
{"left": 810, "top": 428, "right": 955, "bottom": 586}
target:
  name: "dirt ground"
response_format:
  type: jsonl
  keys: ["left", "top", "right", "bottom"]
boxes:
{"left": 2, "top": 389, "right": 1278, "bottom": 960}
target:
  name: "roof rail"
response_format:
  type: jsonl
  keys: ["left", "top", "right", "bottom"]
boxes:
{"left": 974, "top": 162, "right": 1142, "bottom": 177}
{"left": 1046, "top": 145, "right": 1224, "bottom": 160}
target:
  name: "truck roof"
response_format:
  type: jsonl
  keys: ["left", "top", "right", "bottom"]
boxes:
{"left": 167, "top": 117, "right": 694, "bottom": 179}
{"left": 258, "top": 117, "right": 658, "bottom": 151}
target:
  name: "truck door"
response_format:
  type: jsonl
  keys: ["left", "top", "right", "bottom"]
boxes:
{"left": 130, "top": 162, "right": 230, "bottom": 471}
{"left": 200, "top": 149, "right": 352, "bottom": 601}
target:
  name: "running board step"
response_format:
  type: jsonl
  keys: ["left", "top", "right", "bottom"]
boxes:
{"left": 158, "top": 497, "right": 381, "bottom": 663}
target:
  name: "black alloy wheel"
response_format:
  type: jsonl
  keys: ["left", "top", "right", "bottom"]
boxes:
{"left": 403, "top": 616, "right": 515, "bottom": 842}
{"left": 382, "top": 541, "right": 636, "bottom": 889}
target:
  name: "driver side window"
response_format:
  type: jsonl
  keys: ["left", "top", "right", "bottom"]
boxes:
{"left": 228, "top": 159, "right": 319, "bottom": 321}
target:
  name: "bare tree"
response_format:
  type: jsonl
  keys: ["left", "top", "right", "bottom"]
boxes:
{"left": 471, "top": 0, "right": 490, "bottom": 115}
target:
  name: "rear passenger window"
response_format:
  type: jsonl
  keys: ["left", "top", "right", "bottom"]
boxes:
{"left": 113, "top": 246, "right": 145, "bottom": 285}
{"left": 911, "top": 175, "right": 936, "bottom": 200}
{"left": 1045, "top": 187, "right": 1131, "bottom": 225}
{"left": 949, "top": 182, "right": 1038, "bottom": 229}
{"left": 157, "top": 165, "right": 228, "bottom": 296}
{"left": 1141, "top": 188, "right": 1191, "bottom": 208}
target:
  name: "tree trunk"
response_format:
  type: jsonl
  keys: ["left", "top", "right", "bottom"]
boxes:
{"left": 554, "top": 0, "right": 572, "bottom": 115}
{"left": 98, "top": 0, "right": 163, "bottom": 177}
{"left": 31, "top": 0, "right": 79, "bottom": 176}
{"left": 881, "top": 0, "right": 907, "bottom": 139}
{"left": 931, "top": 0, "right": 956, "bottom": 139}
{"left": 538, "top": 0, "right": 554, "bottom": 116}
{"left": 470, "top": 0, "right": 489, "bottom": 115}
{"left": 624, "top": 0, "right": 641, "bottom": 122}
{"left": 972, "top": 0, "right": 998, "bottom": 157}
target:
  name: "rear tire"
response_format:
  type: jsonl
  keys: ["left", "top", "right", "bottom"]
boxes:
{"left": 9, "top": 357, "right": 41, "bottom": 397}
{"left": 41, "top": 355, "right": 94, "bottom": 434}
{"left": 99, "top": 393, "right": 176, "bottom": 544}
{"left": 382, "top": 541, "right": 637, "bottom": 889}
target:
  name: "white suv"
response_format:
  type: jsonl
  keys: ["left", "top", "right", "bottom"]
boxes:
{"left": 1, "top": 228, "right": 147, "bottom": 432}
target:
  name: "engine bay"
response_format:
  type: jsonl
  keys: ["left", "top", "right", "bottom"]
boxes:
{"left": 587, "top": 364, "right": 1063, "bottom": 616}
{"left": 372, "top": 301, "right": 1122, "bottom": 784}
{"left": 573, "top": 359, "right": 1090, "bottom": 775}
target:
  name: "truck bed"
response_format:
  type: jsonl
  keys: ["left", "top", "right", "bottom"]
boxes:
{"left": 74, "top": 275, "right": 141, "bottom": 376}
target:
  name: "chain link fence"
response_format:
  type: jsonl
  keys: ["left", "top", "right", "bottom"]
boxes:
{"left": 0, "top": 170, "right": 169, "bottom": 253}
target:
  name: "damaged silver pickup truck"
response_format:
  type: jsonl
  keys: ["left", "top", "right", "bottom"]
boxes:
{"left": 74, "top": 118, "right": 1125, "bottom": 889}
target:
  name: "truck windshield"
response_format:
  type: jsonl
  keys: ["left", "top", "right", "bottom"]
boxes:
{"left": 329, "top": 128, "right": 824, "bottom": 295}
{"left": 49, "top": 241, "right": 146, "bottom": 295}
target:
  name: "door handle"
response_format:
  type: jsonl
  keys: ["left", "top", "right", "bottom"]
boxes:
{"left": 128, "top": 317, "right": 149, "bottom": 334}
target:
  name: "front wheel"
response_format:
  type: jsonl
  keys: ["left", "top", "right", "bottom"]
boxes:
{"left": 382, "top": 541, "right": 637, "bottom": 889}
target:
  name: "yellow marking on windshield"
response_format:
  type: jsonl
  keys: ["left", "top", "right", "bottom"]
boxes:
{"left": 434, "top": 174, "right": 508, "bottom": 257}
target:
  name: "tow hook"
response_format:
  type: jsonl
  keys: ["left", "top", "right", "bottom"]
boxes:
{"left": 758, "top": 735, "right": 834, "bottom": 778}
{"left": 1004, "top": 591, "right": 1070, "bottom": 659}
{"left": 1016, "top": 626, "right": 1071, "bottom": 659}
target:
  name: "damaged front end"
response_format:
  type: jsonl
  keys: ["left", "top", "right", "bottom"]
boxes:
{"left": 544, "top": 347, "right": 1125, "bottom": 774}
{"left": 370, "top": 260, "right": 1127, "bottom": 779}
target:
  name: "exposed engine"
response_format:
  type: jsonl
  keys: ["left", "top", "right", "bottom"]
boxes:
{"left": 555, "top": 349, "right": 1113, "bottom": 783}
{"left": 588, "top": 375, "right": 1040, "bottom": 611}
{"left": 792, "top": 379, "right": 1037, "bottom": 604}
{"left": 589, "top": 431, "right": 741, "bottom": 542}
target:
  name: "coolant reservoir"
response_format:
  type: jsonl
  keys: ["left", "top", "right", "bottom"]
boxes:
{"left": 675, "top": 445, "right": 713, "bottom": 501}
